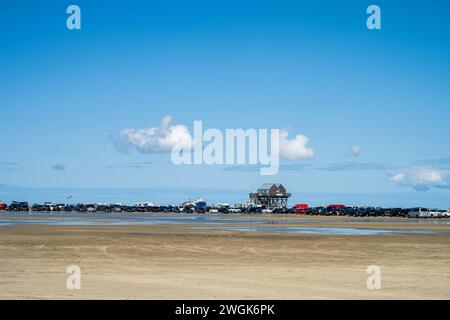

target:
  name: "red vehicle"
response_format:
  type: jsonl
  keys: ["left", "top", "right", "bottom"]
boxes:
{"left": 293, "top": 203, "right": 308, "bottom": 214}
{"left": 0, "top": 201, "right": 7, "bottom": 211}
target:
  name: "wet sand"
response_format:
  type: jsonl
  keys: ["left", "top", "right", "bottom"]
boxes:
{"left": 0, "top": 215, "right": 449, "bottom": 299}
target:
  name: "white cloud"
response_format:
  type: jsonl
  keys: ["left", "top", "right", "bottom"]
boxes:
{"left": 118, "top": 118, "right": 314, "bottom": 161}
{"left": 388, "top": 166, "right": 450, "bottom": 191}
{"left": 279, "top": 130, "right": 314, "bottom": 160}
{"left": 119, "top": 116, "right": 193, "bottom": 153}
{"left": 390, "top": 173, "right": 405, "bottom": 183}
{"left": 351, "top": 145, "right": 361, "bottom": 157}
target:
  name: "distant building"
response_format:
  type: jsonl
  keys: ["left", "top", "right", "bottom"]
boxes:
{"left": 249, "top": 183, "right": 291, "bottom": 208}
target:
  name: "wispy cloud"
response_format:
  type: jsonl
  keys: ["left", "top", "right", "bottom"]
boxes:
{"left": 0, "top": 162, "right": 20, "bottom": 171}
{"left": 105, "top": 162, "right": 154, "bottom": 170}
{"left": 224, "top": 164, "right": 311, "bottom": 172}
{"left": 52, "top": 164, "right": 66, "bottom": 171}
{"left": 318, "top": 162, "right": 390, "bottom": 171}
{"left": 129, "top": 161, "right": 153, "bottom": 169}
{"left": 0, "top": 162, "right": 19, "bottom": 166}
{"left": 414, "top": 157, "right": 450, "bottom": 169}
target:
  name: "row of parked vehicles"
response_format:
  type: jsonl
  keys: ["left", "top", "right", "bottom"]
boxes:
{"left": 407, "top": 208, "right": 450, "bottom": 218}
{"left": 290, "top": 205, "right": 450, "bottom": 218}
{"left": 0, "top": 200, "right": 449, "bottom": 218}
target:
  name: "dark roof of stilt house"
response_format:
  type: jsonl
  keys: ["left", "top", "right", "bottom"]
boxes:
{"left": 256, "top": 183, "right": 288, "bottom": 195}
{"left": 259, "top": 183, "right": 280, "bottom": 189}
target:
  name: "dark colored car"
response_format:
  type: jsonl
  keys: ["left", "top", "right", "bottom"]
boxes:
{"left": 8, "top": 201, "right": 30, "bottom": 212}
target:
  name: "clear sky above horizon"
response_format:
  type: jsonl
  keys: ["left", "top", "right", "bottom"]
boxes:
{"left": 1, "top": 0, "right": 450, "bottom": 207}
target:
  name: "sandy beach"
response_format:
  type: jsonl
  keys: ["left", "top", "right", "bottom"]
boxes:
{"left": 0, "top": 215, "right": 449, "bottom": 299}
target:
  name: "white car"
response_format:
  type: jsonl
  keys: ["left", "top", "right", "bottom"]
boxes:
{"left": 428, "top": 209, "right": 450, "bottom": 218}
{"left": 261, "top": 208, "right": 273, "bottom": 213}
{"left": 408, "top": 208, "right": 430, "bottom": 218}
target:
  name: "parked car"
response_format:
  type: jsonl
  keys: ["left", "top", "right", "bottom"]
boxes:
{"left": 217, "top": 203, "right": 230, "bottom": 214}
{"left": 31, "top": 204, "right": 45, "bottom": 212}
{"left": 272, "top": 207, "right": 289, "bottom": 214}
{"left": 386, "top": 208, "right": 408, "bottom": 217}
{"left": 432, "top": 209, "right": 449, "bottom": 218}
{"left": 86, "top": 205, "right": 97, "bottom": 213}
{"left": 0, "top": 201, "right": 7, "bottom": 211}
{"left": 8, "top": 201, "right": 29, "bottom": 212}
{"left": 307, "top": 206, "right": 327, "bottom": 215}
{"left": 292, "top": 204, "right": 308, "bottom": 214}
{"left": 64, "top": 205, "right": 75, "bottom": 212}
{"left": 327, "top": 204, "right": 346, "bottom": 215}
{"left": 245, "top": 205, "right": 263, "bottom": 213}
{"left": 408, "top": 208, "right": 430, "bottom": 218}
{"left": 195, "top": 199, "right": 207, "bottom": 213}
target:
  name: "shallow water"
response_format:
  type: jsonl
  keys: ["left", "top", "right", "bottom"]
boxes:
{"left": 0, "top": 212, "right": 440, "bottom": 235}
{"left": 0, "top": 213, "right": 267, "bottom": 226}
{"left": 191, "top": 226, "right": 434, "bottom": 235}
{"left": 1, "top": 212, "right": 449, "bottom": 224}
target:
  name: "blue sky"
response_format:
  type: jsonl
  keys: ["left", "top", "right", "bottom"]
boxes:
{"left": 1, "top": 0, "right": 450, "bottom": 207}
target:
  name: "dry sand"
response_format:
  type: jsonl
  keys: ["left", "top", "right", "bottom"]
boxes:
{"left": 0, "top": 216, "right": 449, "bottom": 299}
